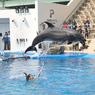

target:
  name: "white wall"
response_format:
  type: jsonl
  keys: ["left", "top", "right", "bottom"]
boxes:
{"left": 36, "top": 1, "right": 67, "bottom": 31}
{"left": 10, "top": 9, "right": 37, "bottom": 51}
{"left": 0, "top": 9, "right": 38, "bottom": 51}
{"left": 36, "top": 0, "right": 82, "bottom": 31}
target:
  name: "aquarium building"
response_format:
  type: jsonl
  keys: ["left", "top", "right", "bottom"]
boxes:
{"left": 0, "top": 0, "right": 93, "bottom": 51}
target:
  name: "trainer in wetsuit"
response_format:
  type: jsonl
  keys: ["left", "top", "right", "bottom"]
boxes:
{"left": 23, "top": 70, "right": 42, "bottom": 81}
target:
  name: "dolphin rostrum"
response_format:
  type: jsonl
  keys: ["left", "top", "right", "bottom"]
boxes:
{"left": 25, "top": 21, "right": 86, "bottom": 53}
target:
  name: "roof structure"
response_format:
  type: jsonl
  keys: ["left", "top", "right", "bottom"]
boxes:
{"left": 0, "top": 0, "right": 70, "bottom": 8}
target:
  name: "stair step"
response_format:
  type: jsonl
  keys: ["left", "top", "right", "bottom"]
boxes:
{"left": 68, "top": 0, "right": 95, "bottom": 42}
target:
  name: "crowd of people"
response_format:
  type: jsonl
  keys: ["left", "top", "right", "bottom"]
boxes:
{"left": 62, "top": 20, "right": 77, "bottom": 30}
{"left": 62, "top": 18, "right": 90, "bottom": 51}
{"left": 2, "top": 31, "right": 10, "bottom": 50}
{"left": 62, "top": 18, "right": 90, "bottom": 39}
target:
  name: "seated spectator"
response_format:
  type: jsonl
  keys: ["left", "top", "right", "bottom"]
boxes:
{"left": 78, "top": 26, "right": 82, "bottom": 34}
{"left": 62, "top": 21, "right": 67, "bottom": 28}
{"left": 67, "top": 23, "right": 71, "bottom": 29}
{"left": 71, "top": 20, "right": 77, "bottom": 30}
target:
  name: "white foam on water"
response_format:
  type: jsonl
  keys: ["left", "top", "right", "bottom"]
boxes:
{"left": 9, "top": 74, "right": 24, "bottom": 79}
{"left": 0, "top": 58, "right": 3, "bottom": 61}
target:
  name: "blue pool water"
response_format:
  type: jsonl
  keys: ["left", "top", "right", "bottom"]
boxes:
{"left": 0, "top": 53, "right": 95, "bottom": 95}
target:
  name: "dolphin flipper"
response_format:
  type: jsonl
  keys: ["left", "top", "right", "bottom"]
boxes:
{"left": 44, "top": 21, "right": 55, "bottom": 28}
{"left": 25, "top": 46, "right": 37, "bottom": 53}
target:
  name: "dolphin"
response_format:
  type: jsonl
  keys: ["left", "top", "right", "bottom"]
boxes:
{"left": 25, "top": 21, "right": 86, "bottom": 53}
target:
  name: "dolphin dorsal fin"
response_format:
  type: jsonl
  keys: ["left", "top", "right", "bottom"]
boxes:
{"left": 44, "top": 21, "right": 55, "bottom": 28}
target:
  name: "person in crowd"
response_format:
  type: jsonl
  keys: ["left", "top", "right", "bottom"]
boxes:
{"left": 84, "top": 18, "right": 90, "bottom": 28}
{"left": 2, "top": 32, "right": 8, "bottom": 50}
{"left": 62, "top": 21, "right": 67, "bottom": 28}
{"left": 72, "top": 41, "right": 79, "bottom": 51}
{"left": 23, "top": 70, "right": 42, "bottom": 81}
{"left": 36, "top": 31, "right": 41, "bottom": 35}
{"left": 78, "top": 26, "right": 82, "bottom": 34}
{"left": 71, "top": 20, "right": 77, "bottom": 30}
{"left": 84, "top": 25, "right": 89, "bottom": 39}
{"left": 67, "top": 23, "right": 71, "bottom": 29}
{"left": 8, "top": 31, "right": 10, "bottom": 50}
{"left": 72, "top": 42, "right": 77, "bottom": 51}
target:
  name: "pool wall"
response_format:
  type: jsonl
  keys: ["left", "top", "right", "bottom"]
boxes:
{"left": 1, "top": 51, "right": 95, "bottom": 60}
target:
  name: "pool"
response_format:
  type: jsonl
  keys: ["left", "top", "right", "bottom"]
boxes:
{"left": 0, "top": 53, "right": 95, "bottom": 95}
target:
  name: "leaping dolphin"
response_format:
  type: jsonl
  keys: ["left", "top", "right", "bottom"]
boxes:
{"left": 25, "top": 22, "right": 86, "bottom": 53}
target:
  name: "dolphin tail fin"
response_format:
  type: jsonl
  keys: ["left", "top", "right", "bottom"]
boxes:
{"left": 25, "top": 46, "right": 37, "bottom": 53}
{"left": 44, "top": 21, "right": 55, "bottom": 28}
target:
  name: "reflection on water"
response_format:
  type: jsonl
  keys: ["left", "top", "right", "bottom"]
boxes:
{"left": 0, "top": 56, "right": 95, "bottom": 95}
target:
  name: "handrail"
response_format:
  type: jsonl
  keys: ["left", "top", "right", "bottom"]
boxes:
{"left": 65, "top": 0, "right": 85, "bottom": 22}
